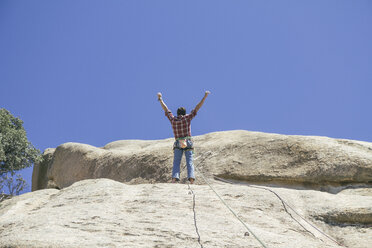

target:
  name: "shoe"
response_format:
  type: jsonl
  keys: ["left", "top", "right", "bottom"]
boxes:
{"left": 189, "top": 178, "right": 195, "bottom": 184}
{"left": 171, "top": 178, "right": 179, "bottom": 183}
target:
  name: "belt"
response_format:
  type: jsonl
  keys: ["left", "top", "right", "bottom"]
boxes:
{"left": 176, "top": 136, "right": 192, "bottom": 141}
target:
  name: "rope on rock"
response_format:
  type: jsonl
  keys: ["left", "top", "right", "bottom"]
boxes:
{"left": 179, "top": 150, "right": 344, "bottom": 248}
{"left": 214, "top": 176, "right": 345, "bottom": 248}
{"left": 214, "top": 177, "right": 315, "bottom": 237}
{"left": 193, "top": 156, "right": 269, "bottom": 248}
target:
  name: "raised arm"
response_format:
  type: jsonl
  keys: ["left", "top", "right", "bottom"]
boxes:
{"left": 157, "top": 92, "right": 169, "bottom": 112}
{"left": 194, "top": 91, "right": 211, "bottom": 113}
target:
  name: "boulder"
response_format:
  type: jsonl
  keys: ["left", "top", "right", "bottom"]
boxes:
{"left": 32, "top": 130, "right": 372, "bottom": 191}
{"left": 31, "top": 148, "right": 55, "bottom": 191}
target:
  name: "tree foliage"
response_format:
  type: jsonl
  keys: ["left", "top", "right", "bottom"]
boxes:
{"left": 0, "top": 108, "right": 41, "bottom": 196}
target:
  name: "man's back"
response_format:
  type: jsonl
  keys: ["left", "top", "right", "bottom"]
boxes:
{"left": 165, "top": 109, "right": 197, "bottom": 139}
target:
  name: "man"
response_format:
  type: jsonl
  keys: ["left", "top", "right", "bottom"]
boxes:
{"left": 157, "top": 91, "right": 210, "bottom": 184}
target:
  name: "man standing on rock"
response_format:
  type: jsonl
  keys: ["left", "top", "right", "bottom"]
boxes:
{"left": 157, "top": 91, "right": 210, "bottom": 184}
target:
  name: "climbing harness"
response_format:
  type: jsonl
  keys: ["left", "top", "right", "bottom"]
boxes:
{"left": 174, "top": 136, "right": 193, "bottom": 150}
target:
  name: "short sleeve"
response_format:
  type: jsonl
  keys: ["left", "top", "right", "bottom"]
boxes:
{"left": 186, "top": 109, "right": 197, "bottom": 121}
{"left": 165, "top": 110, "right": 174, "bottom": 122}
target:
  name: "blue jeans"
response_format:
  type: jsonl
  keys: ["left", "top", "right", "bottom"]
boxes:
{"left": 172, "top": 149, "right": 195, "bottom": 180}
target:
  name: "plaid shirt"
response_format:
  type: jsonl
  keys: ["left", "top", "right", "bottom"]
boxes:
{"left": 165, "top": 109, "right": 197, "bottom": 139}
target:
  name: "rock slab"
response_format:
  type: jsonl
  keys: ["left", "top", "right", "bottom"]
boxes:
{"left": 1, "top": 179, "right": 371, "bottom": 248}
{"left": 32, "top": 130, "right": 372, "bottom": 191}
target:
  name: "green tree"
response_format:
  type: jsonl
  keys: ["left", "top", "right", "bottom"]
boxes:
{"left": 0, "top": 108, "right": 42, "bottom": 196}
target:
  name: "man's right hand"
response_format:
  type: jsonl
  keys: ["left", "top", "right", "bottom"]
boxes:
{"left": 157, "top": 92, "right": 162, "bottom": 100}
{"left": 205, "top": 91, "right": 211, "bottom": 96}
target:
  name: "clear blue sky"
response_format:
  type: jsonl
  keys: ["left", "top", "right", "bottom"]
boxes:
{"left": 1, "top": 0, "right": 371, "bottom": 194}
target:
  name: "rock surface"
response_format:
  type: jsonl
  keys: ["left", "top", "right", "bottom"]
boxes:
{"left": 0, "top": 178, "right": 371, "bottom": 248}
{"left": 32, "top": 130, "right": 372, "bottom": 191}
{"left": 2, "top": 130, "right": 370, "bottom": 248}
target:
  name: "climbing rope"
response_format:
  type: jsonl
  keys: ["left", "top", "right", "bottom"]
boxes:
{"left": 177, "top": 149, "right": 345, "bottom": 248}
{"left": 213, "top": 177, "right": 346, "bottom": 247}
{"left": 188, "top": 182, "right": 204, "bottom": 248}
{"left": 193, "top": 156, "right": 269, "bottom": 248}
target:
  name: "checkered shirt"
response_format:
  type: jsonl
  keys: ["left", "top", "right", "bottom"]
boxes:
{"left": 165, "top": 109, "right": 197, "bottom": 139}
